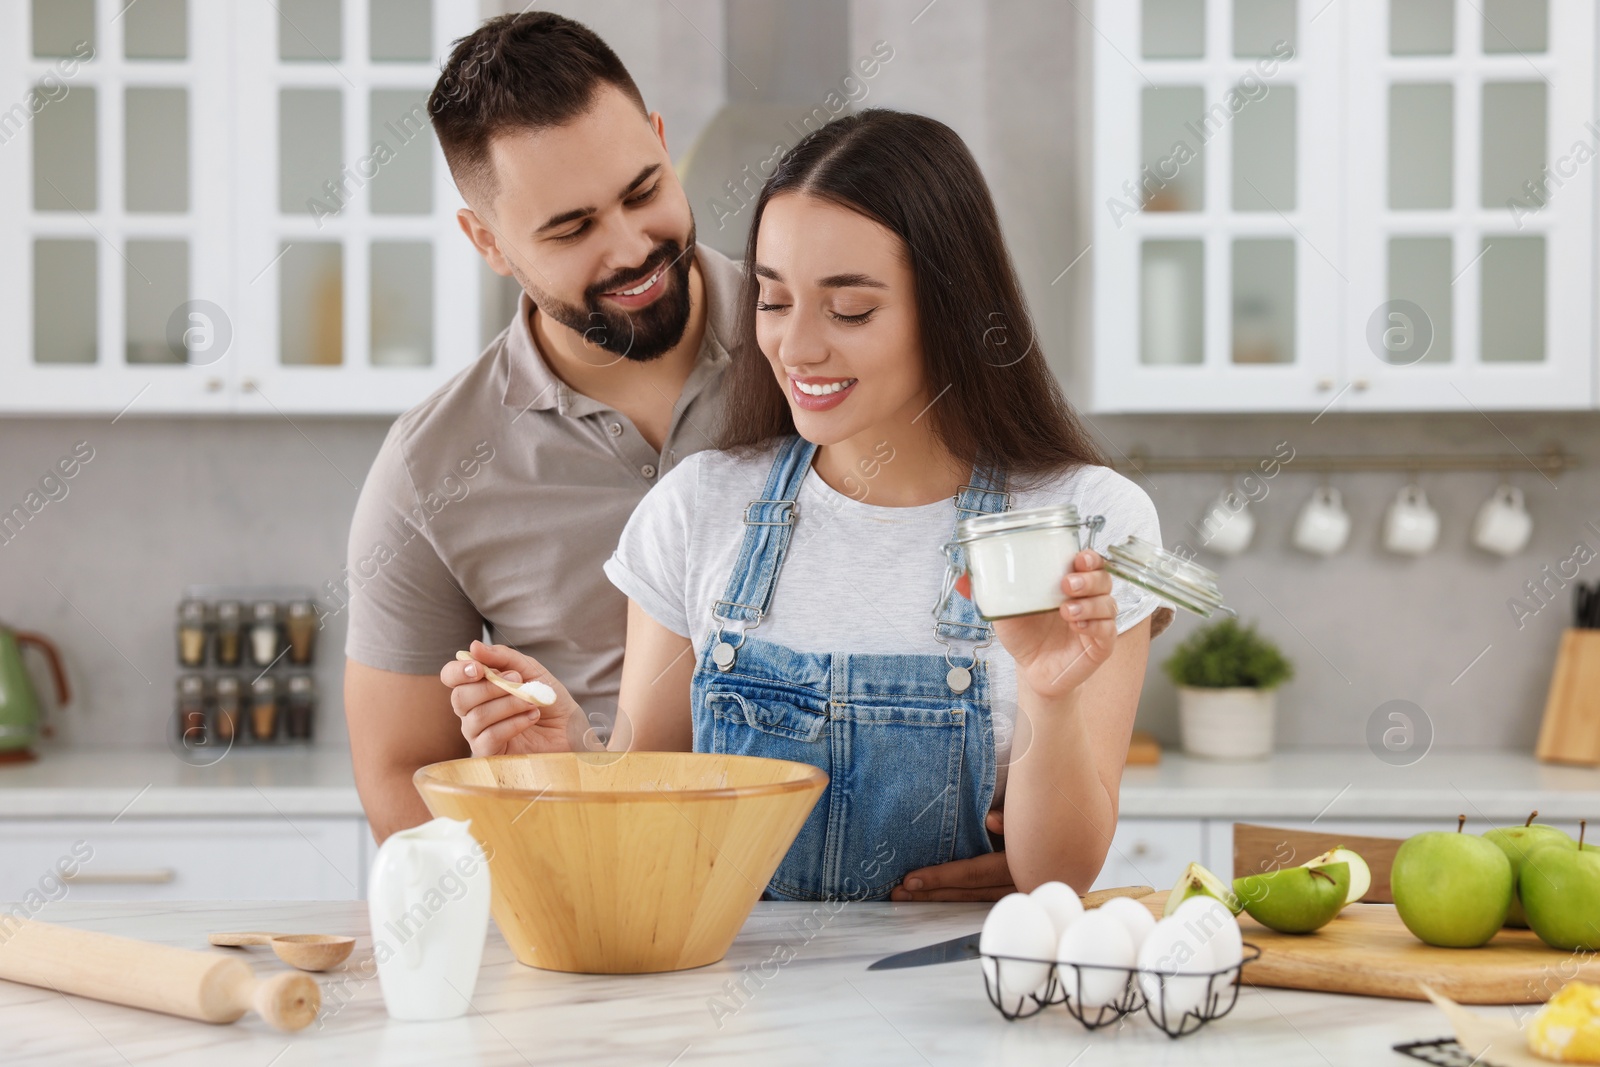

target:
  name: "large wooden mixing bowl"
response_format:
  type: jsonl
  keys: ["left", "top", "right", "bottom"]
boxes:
{"left": 414, "top": 752, "right": 827, "bottom": 974}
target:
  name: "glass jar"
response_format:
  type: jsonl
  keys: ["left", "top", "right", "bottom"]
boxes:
{"left": 250, "top": 601, "right": 281, "bottom": 667}
{"left": 215, "top": 600, "right": 243, "bottom": 667}
{"left": 250, "top": 675, "right": 279, "bottom": 742}
{"left": 945, "top": 505, "right": 1106, "bottom": 620}
{"left": 214, "top": 675, "right": 241, "bottom": 742}
{"left": 286, "top": 674, "right": 315, "bottom": 740}
{"left": 177, "top": 674, "right": 207, "bottom": 745}
{"left": 285, "top": 600, "right": 317, "bottom": 666}
{"left": 177, "top": 599, "right": 208, "bottom": 667}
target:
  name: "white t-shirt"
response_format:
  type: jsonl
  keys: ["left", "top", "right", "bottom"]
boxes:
{"left": 603, "top": 443, "right": 1164, "bottom": 801}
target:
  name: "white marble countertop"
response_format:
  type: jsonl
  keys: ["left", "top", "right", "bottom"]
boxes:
{"left": 0, "top": 746, "right": 364, "bottom": 817}
{"left": 2, "top": 745, "right": 1597, "bottom": 821}
{"left": 0, "top": 899, "right": 1509, "bottom": 1067}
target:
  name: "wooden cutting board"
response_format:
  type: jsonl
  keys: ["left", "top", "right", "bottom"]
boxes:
{"left": 1142, "top": 890, "right": 1600, "bottom": 1004}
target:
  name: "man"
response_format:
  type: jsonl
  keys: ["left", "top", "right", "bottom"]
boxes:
{"left": 345, "top": 12, "right": 1014, "bottom": 901}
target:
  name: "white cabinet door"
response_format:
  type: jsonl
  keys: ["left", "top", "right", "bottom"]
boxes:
{"left": 0, "top": 818, "right": 365, "bottom": 901}
{"left": 1090, "top": 818, "right": 1205, "bottom": 893}
{"left": 1340, "top": 0, "right": 1595, "bottom": 410}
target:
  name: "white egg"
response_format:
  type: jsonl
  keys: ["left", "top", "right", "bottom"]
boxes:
{"left": 1136, "top": 915, "right": 1217, "bottom": 1023}
{"left": 980, "top": 892, "right": 1055, "bottom": 1006}
{"left": 1170, "top": 895, "right": 1244, "bottom": 973}
{"left": 1054, "top": 912, "right": 1136, "bottom": 1009}
{"left": 1094, "top": 895, "right": 1158, "bottom": 953}
{"left": 1029, "top": 881, "right": 1084, "bottom": 940}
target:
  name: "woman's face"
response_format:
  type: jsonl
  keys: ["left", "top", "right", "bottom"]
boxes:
{"left": 752, "top": 193, "right": 927, "bottom": 446}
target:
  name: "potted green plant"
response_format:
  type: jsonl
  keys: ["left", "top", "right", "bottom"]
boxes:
{"left": 1162, "top": 618, "right": 1293, "bottom": 760}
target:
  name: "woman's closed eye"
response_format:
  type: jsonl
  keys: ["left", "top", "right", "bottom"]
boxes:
{"left": 754, "top": 301, "right": 879, "bottom": 326}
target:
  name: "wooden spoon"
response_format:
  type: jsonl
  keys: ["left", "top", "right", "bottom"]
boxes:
{"left": 210, "top": 931, "right": 355, "bottom": 972}
{"left": 454, "top": 650, "right": 556, "bottom": 705}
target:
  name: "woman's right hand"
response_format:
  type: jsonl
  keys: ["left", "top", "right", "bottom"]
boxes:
{"left": 439, "top": 640, "right": 582, "bottom": 757}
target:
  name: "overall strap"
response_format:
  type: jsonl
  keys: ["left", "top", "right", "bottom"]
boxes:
{"left": 934, "top": 461, "right": 1011, "bottom": 648}
{"left": 711, "top": 435, "right": 818, "bottom": 632}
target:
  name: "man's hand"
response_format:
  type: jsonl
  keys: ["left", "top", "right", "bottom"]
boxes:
{"left": 888, "top": 811, "right": 1016, "bottom": 901}
{"left": 439, "top": 640, "right": 583, "bottom": 757}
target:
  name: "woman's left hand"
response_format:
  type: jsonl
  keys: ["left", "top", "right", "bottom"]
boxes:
{"left": 958, "top": 549, "right": 1119, "bottom": 700}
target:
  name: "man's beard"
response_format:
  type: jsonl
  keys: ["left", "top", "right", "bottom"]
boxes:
{"left": 520, "top": 231, "right": 697, "bottom": 363}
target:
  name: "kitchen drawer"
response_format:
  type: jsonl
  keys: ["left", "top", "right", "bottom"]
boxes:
{"left": 1090, "top": 818, "right": 1204, "bottom": 893}
{"left": 0, "top": 818, "right": 365, "bottom": 902}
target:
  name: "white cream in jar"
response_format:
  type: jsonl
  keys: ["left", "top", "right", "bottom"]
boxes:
{"left": 947, "top": 505, "right": 1105, "bottom": 620}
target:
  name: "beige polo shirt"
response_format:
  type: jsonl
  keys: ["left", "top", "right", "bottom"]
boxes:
{"left": 343, "top": 245, "right": 743, "bottom": 712}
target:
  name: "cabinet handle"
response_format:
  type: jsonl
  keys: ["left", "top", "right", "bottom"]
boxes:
{"left": 241, "top": 378, "right": 258, "bottom": 394}
{"left": 1131, "top": 842, "right": 1151, "bottom": 857}
{"left": 205, "top": 378, "right": 224, "bottom": 393}
{"left": 1315, "top": 378, "right": 1334, "bottom": 392}
{"left": 1352, "top": 378, "right": 1370, "bottom": 392}
{"left": 62, "top": 868, "right": 176, "bottom": 885}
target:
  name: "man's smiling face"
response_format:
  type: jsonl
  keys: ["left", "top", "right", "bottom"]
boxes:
{"left": 466, "top": 86, "right": 697, "bottom": 361}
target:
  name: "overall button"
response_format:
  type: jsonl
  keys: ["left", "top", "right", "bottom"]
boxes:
{"left": 641, "top": 464, "right": 657, "bottom": 478}
{"left": 607, "top": 422, "right": 623, "bottom": 437}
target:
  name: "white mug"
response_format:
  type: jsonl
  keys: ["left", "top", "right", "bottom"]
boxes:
{"left": 1384, "top": 485, "right": 1440, "bottom": 556}
{"left": 1292, "top": 486, "right": 1351, "bottom": 557}
{"left": 1472, "top": 484, "right": 1533, "bottom": 557}
{"left": 368, "top": 817, "right": 492, "bottom": 1020}
{"left": 1197, "top": 489, "right": 1254, "bottom": 557}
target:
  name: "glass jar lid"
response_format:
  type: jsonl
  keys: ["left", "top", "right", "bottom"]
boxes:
{"left": 954, "top": 504, "right": 1097, "bottom": 544}
{"left": 1102, "top": 536, "right": 1233, "bottom": 618}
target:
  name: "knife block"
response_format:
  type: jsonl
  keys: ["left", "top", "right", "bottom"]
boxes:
{"left": 1535, "top": 629, "right": 1600, "bottom": 766}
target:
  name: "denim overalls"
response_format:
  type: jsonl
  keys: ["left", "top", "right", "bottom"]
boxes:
{"left": 689, "top": 435, "right": 1010, "bottom": 901}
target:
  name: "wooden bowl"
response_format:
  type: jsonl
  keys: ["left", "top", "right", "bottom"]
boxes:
{"left": 414, "top": 752, "right": 827, "bottom": 974}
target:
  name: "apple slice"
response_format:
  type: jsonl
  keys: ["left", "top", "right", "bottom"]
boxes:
{"left": 1233, "top": 863, "right": 1350, "bottom": 934}
{"left": 1300, "top": 847, "right": 1371, "bottom": 906}
{"left": 1163, "top": 862, "right": 1242, "bottom": 917}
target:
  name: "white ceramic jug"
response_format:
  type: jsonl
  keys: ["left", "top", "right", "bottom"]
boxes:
{"left": 368, "top": 816, "right": 492, "bottom": 1020}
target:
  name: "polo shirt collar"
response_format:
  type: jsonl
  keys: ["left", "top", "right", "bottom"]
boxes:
{"left": 501, "top": 244, "right": 735, "bottom": 420}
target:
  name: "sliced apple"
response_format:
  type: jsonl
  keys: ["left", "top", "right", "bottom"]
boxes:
{"left": 1163, "top": 861, "right": 1242, "bottom": 917}
{"left": 1300, "top": 847, "right": 1371, "bottom": 906}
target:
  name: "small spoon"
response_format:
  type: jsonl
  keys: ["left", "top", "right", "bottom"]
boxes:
{"left": 210, "top": 931, "right": 356, "bottom": 972}
{"left": 454, "top": 650, "right": 556, "bottom": 705}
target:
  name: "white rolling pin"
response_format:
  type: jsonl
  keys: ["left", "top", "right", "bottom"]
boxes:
{"left": 0, "top": 918, "right": 320, "bottom": 1031}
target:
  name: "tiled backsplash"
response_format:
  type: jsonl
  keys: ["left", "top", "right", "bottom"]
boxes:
{"left": 1, "top": 410, "right": 1594, "bottom": 751}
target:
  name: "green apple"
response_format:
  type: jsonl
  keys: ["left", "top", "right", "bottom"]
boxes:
{"left": 1482, "top": 812, "right": 1575, "bottom": 928}
{"left": 1163, "top": 862, "right": 1242, "bottom": 917}
{"left": 1299, "top": 847, "right": 1371, "bottom": 906}
{"left": 1521, "top": 820, "right": 1600, "bottom": 951}
{"left": 1233, "top": 862, "right": 1350, "bottom": 934}
{"left": 1391, "top": 816, "right": 1514, "bottom": 948}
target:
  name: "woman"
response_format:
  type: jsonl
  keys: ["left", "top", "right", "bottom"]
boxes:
{"left": 443, "top": 110, "right": 1164, "bottom": 900}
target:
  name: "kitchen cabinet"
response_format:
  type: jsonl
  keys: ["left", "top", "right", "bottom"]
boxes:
{"left": 0, "top": 0, "right": 496, "bottom": 416}
{"left": 0, "top": 817, "right": 369, "bottom": 901}
{"left": 1089, "top": 817, "right": 1207, "bottom": 892}
{"left": 1089, "top": 0, "right": 1596, "bottom": 413}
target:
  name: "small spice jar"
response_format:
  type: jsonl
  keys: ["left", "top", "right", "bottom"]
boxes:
{"left": 285, "top": 600, "right": 317, "bottom": 666}
{"left": 177, "top": 674, "right": 207, "bottom": 746}
{"left": 213, "top": 675, "right": 242, "bottom": 742}
{"left": 944, "top": 505, "right": 1107, "bottom": 620}
{"left": 250, "top": 601, "right": 281, "bottom": 667}
{"left": 250, "top": 675, "right": 279, "bottom": 742}
{"left": 177, "top": 599, "right": 209, "bottom": 667}
{"left": 285, "top": 674, "right": 315, "bottom": 740}
{"left": 214, "top": 600, "right": 243, "bottom": 667}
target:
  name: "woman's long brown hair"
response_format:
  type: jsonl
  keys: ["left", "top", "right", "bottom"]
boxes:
{"left": 717, "top": 108, "right": 1107, "bottom": 485}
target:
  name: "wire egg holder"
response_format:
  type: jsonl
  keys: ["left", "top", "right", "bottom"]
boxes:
{"left": 980, "top": 944, "right": 1262, "bottom": 1038}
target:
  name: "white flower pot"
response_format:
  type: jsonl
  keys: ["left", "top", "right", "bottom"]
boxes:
{"left": 1177, "top": 686, "right": 1277, "bottom": 760}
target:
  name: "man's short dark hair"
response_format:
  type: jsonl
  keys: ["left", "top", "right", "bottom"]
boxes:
{"left": 429, "top": 12, "right": 647, "bottom": 202}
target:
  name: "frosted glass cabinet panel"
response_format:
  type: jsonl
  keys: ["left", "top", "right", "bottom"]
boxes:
{"left": 0, "top": 0, "right": 483, "bottom": 414}
{"left": 1092, "top": 0, "right": 1595, "bottom": 412}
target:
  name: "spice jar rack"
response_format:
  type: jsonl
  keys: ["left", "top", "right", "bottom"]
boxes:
{"left": 175, "top": 585, "right": 320, "bottom": 749}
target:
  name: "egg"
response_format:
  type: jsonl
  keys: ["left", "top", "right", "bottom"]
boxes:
{"left": 1055, "top": 911, "right": 1136, "bottom": 1009}
{"left": 1170, "top": 895, "right": 1244, "bottom": 973}
{"left": 1136, "top": 915, "right": 1218, "bottom": 1023}
{"left": 1029, "top": 881, "right": 1084, "bottom": 940}
{"left": 980, "top": 892, "right": 1055, "bottom": 1006}
{"left": 1095, "top": 895, "right": 1157, "bottom": 953}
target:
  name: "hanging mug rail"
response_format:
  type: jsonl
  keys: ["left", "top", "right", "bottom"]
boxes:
{"left": 1111, "top": 447, "right": 1577, "bottom": 478}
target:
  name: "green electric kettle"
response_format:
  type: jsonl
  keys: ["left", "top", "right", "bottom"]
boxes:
{"left": 0, "top": 627, "right": 71, "bottom": 761}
